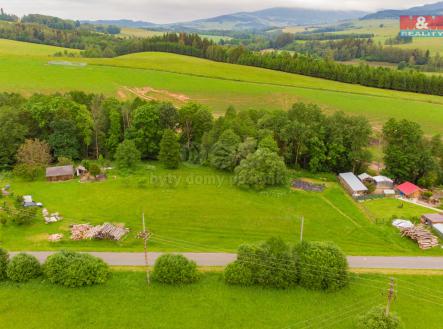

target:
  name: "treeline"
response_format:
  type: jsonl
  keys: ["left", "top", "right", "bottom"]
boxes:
{"left": 1, "top": 19, "right": 443, "bottom": 95}
{"left": 271, "top": 32, "right": 374, "bottom": 49}
{"left": 22, "top": 14, "right": 81, "bottom": 30}
{"left": 1, "top": 92, "right": 441, "bottom": 186}
{"left": 0, "top": 8, "right": 18, "bottom": 22}
{"left": 286, "top": 38, "right": 431, "bottom": 64}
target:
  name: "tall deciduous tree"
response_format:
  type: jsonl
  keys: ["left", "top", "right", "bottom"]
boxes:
{"left": 115, "top": 140, "right": 140, "bottom": 170}
{"left": 16, "top": 139, "right": 51, "bottom": 166}
{"left": 0, "top": 107, "right": 27, "bottom": 166}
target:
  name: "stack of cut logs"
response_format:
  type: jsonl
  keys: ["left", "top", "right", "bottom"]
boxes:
{"left": 71, "top": 223, "right": 128, "bottom": 241}
{"left": 400, "top": 225, "right": 439, "bottom": 250}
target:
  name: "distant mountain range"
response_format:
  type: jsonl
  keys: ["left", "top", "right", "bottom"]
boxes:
{"left": 362, "top": 1, "right": 443, "bottom": 20}
{"left": 84, "top": 7, "right": 367, "bottom": 31}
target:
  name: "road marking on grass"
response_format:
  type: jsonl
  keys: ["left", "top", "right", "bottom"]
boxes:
{"left": 319, "top": 195, "right": 362, "bottom": 228}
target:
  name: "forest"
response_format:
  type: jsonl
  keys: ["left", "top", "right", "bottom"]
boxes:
{"left": 1, "top": 92, "right": 442, "bottom": 188}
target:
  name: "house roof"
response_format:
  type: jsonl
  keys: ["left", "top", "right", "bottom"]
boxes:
{"left": 396, "top": 182, "right": 421, "bottom": 196}
{"left": 433, "top": 223, "right": 443, "bottom": 236}
{"left": 422, "top": 213, "right": 443, "bottom": 224}
{"left": 358, "top": 173, "right": 372, "bottom": 181}
{"left": 373, "top": 175, "right": 393, "bottom": 184}
{"left": 339, "top": 172, "right": 368, "bottom": 192}
{"left": 46, "top": 165, "right": 74, "bottom": 177}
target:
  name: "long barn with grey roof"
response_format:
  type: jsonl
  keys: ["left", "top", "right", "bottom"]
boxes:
{"left": 339, "top": 172, "right": 368, "bottom": 197}
{"left": 46, "top": 165, "right": 74, "bottom": 182}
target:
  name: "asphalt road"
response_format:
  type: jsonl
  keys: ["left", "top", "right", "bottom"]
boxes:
{"left": 9, "top": 252, "right": 443, "bottom": 269}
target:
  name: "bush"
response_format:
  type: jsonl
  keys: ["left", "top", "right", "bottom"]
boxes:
{"left": 152, "top": 254, "right": 199, "bottom": 284}
{"left": 13, "top": 164, "right": 44, "bottom": 181}
{"left": 0, "top": 248, "right": 9, "bottom": 281}
{"left": 6, "top": 253, "right": 41, "bottom": 282}
{"left": 225, "top": 237, "right": 297, "bottom": 289}
{"left": 357, "top": 306, "right": 401, "bottom": 329}
{"left": 11, "top": 207, "right": 37, "bottom": 225}
{"left": 89, "top": 163, "right": 101, "bottom": 176}
{"left": 224, "top": 261, "right": 253, "bottom": 286}
{"left": 57, "top": 157, "right": 73, "bottom": 166}
{"left": 43, "top": 251, "right": 110, "bottom": 287}
{"left": 296, "top": 241, "right": 349, "bottom": 291}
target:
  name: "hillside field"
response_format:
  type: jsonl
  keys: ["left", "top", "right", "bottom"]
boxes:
{"left": 1, "top": 39, "right": 443, "bottom": 134}
{"left": 0, "top": 164, "right": 440, "bottom": 255}
{"left": 0, "top": 270, "right": 442, "bottom": 329}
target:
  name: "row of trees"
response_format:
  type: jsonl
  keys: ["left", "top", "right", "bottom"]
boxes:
{"left": 286, "top": 38, "right": 431, "bottom": 65}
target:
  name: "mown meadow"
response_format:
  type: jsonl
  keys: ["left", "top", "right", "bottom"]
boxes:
{"left": 0, "top": 164, "right": 439, "bottom": 255}
{"left": 1, "top": 39, "right": 443, "bottom": 133}
{"left": 0, "top": 270, "right": 442, "bottom": 329}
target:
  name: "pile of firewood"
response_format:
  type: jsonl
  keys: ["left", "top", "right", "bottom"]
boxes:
{"left": 400, "top": 225, "right": 439, "bottom": 250}
{"left": 71, "top": 223, "right": 128, "bottom": 241}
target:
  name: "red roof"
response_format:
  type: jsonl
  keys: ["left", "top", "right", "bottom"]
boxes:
{"left": 396, "top": 182, "right": 421, "bottom": 196}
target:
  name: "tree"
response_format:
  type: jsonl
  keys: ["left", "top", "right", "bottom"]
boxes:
{"left": 209, "top": 129, "right": 240, "bottom": 171}
{"left": 128, "top": 102, "right": 163, "bottom": 159}
{"left": 234, "top": 147, "right": 287, "bottom": 190}
{"left": 0, "top": 107, "right": 27, "bottom": 167}
{"left": 383, "top": 119, "right": 434, "bottom": 183}
{"left": 107, "top": 106, "right": 123, "bottom": 159}
{"left": 48, "top": 118, "right": 80, "bottom": 159}
{"left": 258, "top": 135, "right": 279, "bottom": 153}
{"left": 179, "top": 103, "right": 213, "bottom": 161}
{"left": 159, "top": 129, "right": 181, "bottom": 169}
{"left": 115, "top": 140, "right": 141, "bottom": 170}
{"left": 16, "top": 139, "right": 51, "bottom": 166}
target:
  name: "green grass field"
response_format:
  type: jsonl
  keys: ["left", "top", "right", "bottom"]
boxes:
{"left": 0, "top": 270, "right": 442, "bottom": 329}
{"left": 1, "top": 39, "right": 443, "bottom": 134}
{"left": 0, "top": 164, "right": 440, "bottom": 255}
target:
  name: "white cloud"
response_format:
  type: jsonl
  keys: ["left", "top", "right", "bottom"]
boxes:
{"left": 2, "top": 0, "right": 431, "bottom": 23}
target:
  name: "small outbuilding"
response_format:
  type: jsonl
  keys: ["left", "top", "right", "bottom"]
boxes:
{"left": 395, "top": 181, "right": 421, "bottom": 199}
{"left": 433, "top": 223, "right": 443, "bottom": 238}
{"left": 373, "top": 176, "right": 394, "bottom": 189}
{"left": 339, "top": 172, "right": 368, "bottom": 197}
{"left": 421, "top": 213, "right": 443, "bottom": 226}
{"left": 46, "top": 165, "right": 74, "bottom": 182}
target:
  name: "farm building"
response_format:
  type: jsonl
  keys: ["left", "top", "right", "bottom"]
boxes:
{"left": 46, "top": 165, "right": 74, "bottom": 182}
{"left": 339, "top": 172, "right": 368, "bottom": 197}
{"left": 396, "top": 182, "right": 422, "bottom": 199}
{"left": 373, "top": 176, "right": 394, "bottom": 189}
{"left": 358, "top": 173, "right": 373, "bottom": 183}
{"left": 421, "top": 213, "right": 443, "bottom": 226}
{"left": 433, "top": 224, "right": 443, "bottom": 237}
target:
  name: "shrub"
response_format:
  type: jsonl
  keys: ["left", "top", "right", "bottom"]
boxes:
{"left": 296, "top": 241, "right": 349, "bottom": 291}
{"left": 0, "top": 248, "right": 9, "bottom": 281}
{"left": 224, "top": 261, "right": 253, "bottom": 286}
{"left": 11, "top": 207, "right": 37, "bottom": 225}
{"left": 6, "top": 253, "right": 41, "bottom": 282}
{"left": 152, "top": 254, "right": 199, "bottom": 284}
{"left": 57, "top": 157, "right": 73, "bottom": 166}
{"left": 89, "top": 163, "right": 101, "bottom": 176}
{"left": 43, "top": 251, "right": 110, "bottom": 287}
{"left": 357, "top": 306, "right": 401, "bottom": 329}
{"left": 225, "top": 237, "right": 297, "bottom": 289}
{"left": 13, "top": 163, "right": 44, "bottom": 181}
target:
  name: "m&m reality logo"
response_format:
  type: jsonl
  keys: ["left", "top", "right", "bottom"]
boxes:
{"left": 400, "top": 16, "right": 443, "bottom": 37}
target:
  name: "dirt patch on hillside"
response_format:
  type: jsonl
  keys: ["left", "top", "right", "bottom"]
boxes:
{"left": 118, "top": 86, "right": 190, "bottom": 103}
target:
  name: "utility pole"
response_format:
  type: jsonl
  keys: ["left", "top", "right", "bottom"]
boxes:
{"left": 300, "top": 216, "right": 304, "bottom": 242}
{"left": 386, "top": 277, "right": 395, "bottom": 316}
{"left": 138, "top": 213, "right": 152, "bottom": 285}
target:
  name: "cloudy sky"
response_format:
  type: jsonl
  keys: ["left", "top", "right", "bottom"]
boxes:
{"left": 3, "top": 0, "right": 432, "bottom": 23}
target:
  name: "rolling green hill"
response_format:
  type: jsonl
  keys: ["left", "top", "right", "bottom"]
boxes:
{"left": 1, "top": 39, "right": 443, "bottom": 134}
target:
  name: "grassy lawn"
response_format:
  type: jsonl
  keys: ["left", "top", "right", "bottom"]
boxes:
{"left": 1, "top": 39, "right": 443, "bottom": 133}
{"left": 0, "top": 164, "right": 441, "bottom": 255}
{"left": 0, "top": 270, "right": 442, "bottom": 329}
{"left": 361, "top": 198, "right": 438, "bottom": 222}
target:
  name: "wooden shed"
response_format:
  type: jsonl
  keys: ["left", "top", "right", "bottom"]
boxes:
{"left": 395, "top": 182, "right": 422, "bottom": 199}
{"left": 46, "top": 165, "right": 74, "bottom": 182}
{"left": 421, "top": 213, "right": 443, "bottom": 226}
